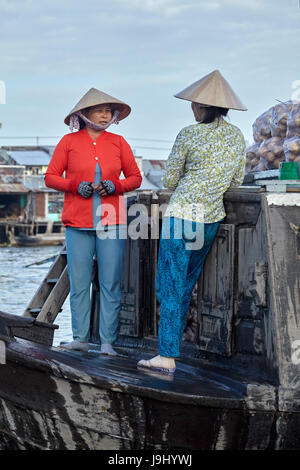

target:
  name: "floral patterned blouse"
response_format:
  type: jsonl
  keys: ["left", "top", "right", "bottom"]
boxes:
{"left": 163, "top": 116, "right": 246, "bottom": 223}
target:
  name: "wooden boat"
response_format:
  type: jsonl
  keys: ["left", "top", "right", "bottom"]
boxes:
{"left": 1, "top": 187, "right": 300, "bottom": 450}
{"left": 11, "top": 231, "right": 65, "bottom": 247}
{"left": 0, "top": 312, "right": 278, "bottom": 451}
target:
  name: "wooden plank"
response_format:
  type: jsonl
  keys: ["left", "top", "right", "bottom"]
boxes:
{"left": 0, "top": 311, "right": 58, "bottom": 345}
{"left": 119, "top": 236, "right": 142, "bottom": 337}
{"left": 261, "top": 196, "right": 300, "bottom": 388}
{"left": 151, "top": 198, "right": 159, "bottom": 335}
{"left": 23, "top": 279, "right": 53, "bottom": 317}
{"left": 216, "top": 233, "right": 230, "bottom": 306}
{"left": 0, "top": 315, "right": 15, "bottom": 344}
{"left": 23, "top": 246, "right": 67, "bottom": 318}
{"left": 35, "top": 266, "right": 70, "bottom": 323}
{"left": 286, "top": 187, "right": 300, "bottom": 192}
{"left": 198, "top": 224, "right": 235, "bottom": 356}
{"left": 0, "top": 311, "right": 35, "bottom": 327}
{"left": 202, "top": 239, "right": 217, "bottom": 304}
{"left": 224, "top": 199, "right": 261, "bottom": 225}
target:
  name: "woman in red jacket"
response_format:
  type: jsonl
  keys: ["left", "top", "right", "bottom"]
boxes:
{"left": 45, "top": 88, "right": 142, "bottom": 354}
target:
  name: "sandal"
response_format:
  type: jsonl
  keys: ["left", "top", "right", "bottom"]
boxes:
{"left": 137, "top": 358, "right": 176, "bottom": 375}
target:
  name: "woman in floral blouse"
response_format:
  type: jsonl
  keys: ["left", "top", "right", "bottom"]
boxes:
{"left": 138, "top": 70, "right": 247, "bottom": 374}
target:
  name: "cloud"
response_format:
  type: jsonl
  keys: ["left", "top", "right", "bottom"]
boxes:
{"left": 223, "top": 0, "right": 262, "bottom": 9}
{"left": 39, "top": 15, "right": 57, "bottom": 24}
{"left": 0, "top": 0, "right": 23, "bottom": 13}
{"left": 112, "top": 0, "right": 193, "bottom": 16}
{"left": 0, "top": 0, "right": 45, "bottom": 14}
{"left": 200, "top": 2, "right": 220, "bottom": 11}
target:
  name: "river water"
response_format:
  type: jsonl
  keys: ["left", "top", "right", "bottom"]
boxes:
{"left": 0, "top": 245, "right": 72, "bottom": 346}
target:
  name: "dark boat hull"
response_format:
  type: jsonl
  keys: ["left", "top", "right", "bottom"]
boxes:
{"left": 0, "top": 338, "right": 298, "bottom": 450}
{"left": 2, "top": 187, "right": 300, "bottom": 449}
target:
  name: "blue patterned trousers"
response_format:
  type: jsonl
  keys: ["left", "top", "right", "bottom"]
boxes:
{"left": 156, "top": 217, "right": 222, "bottom": 357}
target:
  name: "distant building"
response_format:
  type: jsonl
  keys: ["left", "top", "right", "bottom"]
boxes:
{"left": 1, "top": 146, "right": 54, "bottom": 175}
{"left": 0, "top": 164, "right": 28, "bottom": 220}
{"left": 0, "top": 147, "right": 59, "bottom": 222}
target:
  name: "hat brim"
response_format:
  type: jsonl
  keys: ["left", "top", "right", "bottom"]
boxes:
{"left": 175, "top": 94, "right": 247, "bottom": 111}
{"left": 174, "top": 70, "right": 248, "bottom": 111}
{"left": 64, "top": 88, "right": 131, "bottom": 126}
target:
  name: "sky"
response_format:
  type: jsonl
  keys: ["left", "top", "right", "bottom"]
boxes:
{"left": 0, "top": 0, "right": 300, "bottom": 159}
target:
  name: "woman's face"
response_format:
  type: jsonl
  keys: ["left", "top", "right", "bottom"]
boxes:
{"left": 85, "top": 104, "right": 113, "bottom": 125}
{"left": 191, "top": 102, "right": 207, "bottom": 123}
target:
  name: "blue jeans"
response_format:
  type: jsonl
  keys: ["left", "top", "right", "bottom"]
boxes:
{"left": 65, "top": 226, "right": 125, "bottom": 344}
{"left": 156, "top": 217, "right": 222, "bottom": 357}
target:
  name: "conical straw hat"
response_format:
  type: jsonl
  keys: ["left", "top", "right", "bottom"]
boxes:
{"left": 174, "top": 70, "right": 247, "bottom": 111}
{"left": 64, "top": 88, "right": 131, "bottom": 125}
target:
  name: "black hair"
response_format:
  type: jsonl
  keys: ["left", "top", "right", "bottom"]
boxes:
{"left": 79, "top": 117, "right": 86, "bottom": 130}
{"left": 201, "top": 106, "right": 229, "bottom": 124}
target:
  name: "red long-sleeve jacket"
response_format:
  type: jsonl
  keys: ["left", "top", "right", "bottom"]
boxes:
{"left": 44, "top": 128, "right": 142, "bottom": 227}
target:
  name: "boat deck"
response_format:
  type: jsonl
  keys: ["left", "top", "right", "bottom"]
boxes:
{"left": 6, "top": 338, "right": 276, "bottom": 412}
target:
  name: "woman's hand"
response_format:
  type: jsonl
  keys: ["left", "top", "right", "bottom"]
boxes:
{"left": 78, "top": 181, "right": 94, "bottom": 198}
{"left": 93, "top": 180, "right": 116, "bottom": 196}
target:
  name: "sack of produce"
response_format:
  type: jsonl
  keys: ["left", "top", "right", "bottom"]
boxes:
{"left": 245, "top": 143, "right": 260, "bottom": 173}
{"left": 270, "top": 100, "right": 293, "bottom": 139}
{"left": 251, "top": 160, "right": 268, "bottom": 173}
{"left": 283, "top": 136, "right": 300, "bottom": 162}
{"left": 252, "top": 107, "right": 273, "bottom": 143}
{"left": 287, "top": 102, "right": 300, "bottom": 138}
{"left": 246, "top": 142, "right": 260, "bottom": 160}
{"left": 247, "top": 156, "right": 261, "bottom": 173}
{"left": 257, "top": 136, "right": 285, "bottom": 169}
